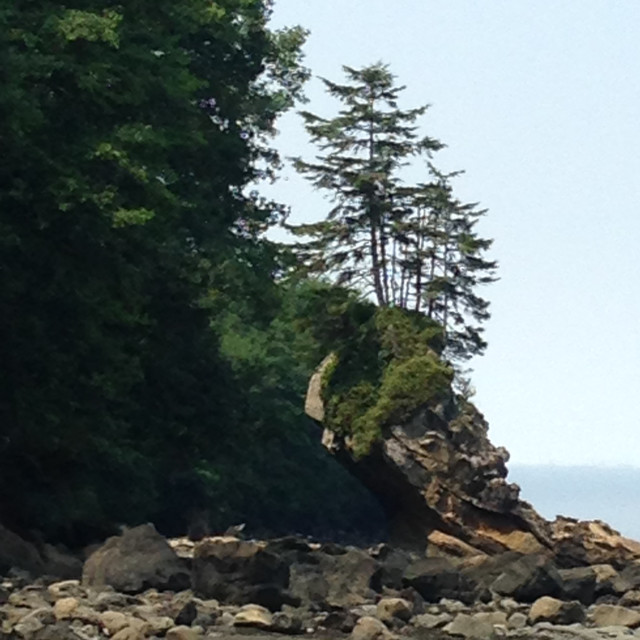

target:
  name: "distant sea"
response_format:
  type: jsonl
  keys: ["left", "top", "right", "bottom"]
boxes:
{"left": 508, "top": 465, "right": 640, "bottom": 541}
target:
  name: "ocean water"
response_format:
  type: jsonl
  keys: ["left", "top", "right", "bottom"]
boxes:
{"left": 508, "top": 465, "right": 640, "bottom": 541}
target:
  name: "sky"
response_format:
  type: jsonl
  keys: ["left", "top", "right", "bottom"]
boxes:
{"left": 264, "top": 1, "right": 640, "bottom": 467}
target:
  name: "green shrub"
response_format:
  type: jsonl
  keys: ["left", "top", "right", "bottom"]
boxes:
{"left": 322, "top": 304, "right": 452, "bottom": 457}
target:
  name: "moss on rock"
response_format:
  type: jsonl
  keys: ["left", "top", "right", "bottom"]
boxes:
{"left": 321, "top": 305, "right": 453, "bottom": 457}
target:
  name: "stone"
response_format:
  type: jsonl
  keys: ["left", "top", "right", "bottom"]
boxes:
{"left": 166, "top": 625, "right": 201, "bottom": 640}
{"left": 411, "top": 612, "right": 451, "bottom": 629}
{"left": 290, "top": 547, "right": 378, "bottom": 608}
{"left": 53, "top": 597, "right": 78, "bottom": 620}
{"left": 490, "top": 553, "right": 563, "bottom": 602}
{"left": 13, "top": 607, "right": 55, "bottom": 638}
{"left": 370, "top": 547, "right": 412, "bottom": 591}
{"left": 90, "top": 588, "right": 130, "bottom": 610}
{"left": 528, "top": 596, "right": 585, "bottom": 625}
{"left": 47, "top": 580, "right": 82, "bottom": 601}
{"left": 144, "top": 615, "right": 175, "bottom": 635}
{"left": 404, "top": 557, "right": 476, "bottom": 604}
{"left": 271, "top": 611, "right": 304, "bottom": 635}
{"left": 192, "top": 537, "right": 292, "bottom": 609}
{"left": 620, "top": 590, "right": 640, "bottom": 606}
{"left": 590, "top": 604, "right": 640, "bottom": 629}
{"left": 112, "top": 627, "right": 146, "bottom": 640}
{"left": 376, "top": 597, "right": 412, "bottom": 624}
{"left": 558, "top": 567, "right": 597, "bottom": 604}
{"left": 351, "top": 616, "right": 393, "bottom": 640}
{"left": 233, "top": 604, "right": 272, "bottom": 629}
{"left": 322, "top": 609, "right": 358, "bottom": 633}
{"left": 427, "top": 530, "right": 487, "bottom": 560}
{"left": 99, "top": 610, "right": 130, "bottom": 635}
{"left": 8, "top": 589, "right": 48, "bottom": 609}
{"left": 305, "top": 354, "right": 336, "bottom": 422}
{"left": 444, "top": 611, "right": 508, "bottom": 639}
{"left": 216, "top": 611, "right": 235, "bottom": 627}
{"left": 174, "top": 600, "right": 198, "bottom": 626}
{"left": 507, "top": 611, "right": 527, "bottom": 629}
{"left": 82, "top": 524, "right": 190, "bottom": 594}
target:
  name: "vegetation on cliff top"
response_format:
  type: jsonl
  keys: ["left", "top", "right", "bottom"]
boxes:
{"left": 296, "top": 285, "right": 453, "bottom": 457}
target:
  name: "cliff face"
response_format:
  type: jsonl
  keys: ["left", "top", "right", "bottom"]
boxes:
{"left": 306, "top": 357, "right": 640, "bottom": 567}
{"left": 306, "top": 356, "right": 551, "bottom": 556}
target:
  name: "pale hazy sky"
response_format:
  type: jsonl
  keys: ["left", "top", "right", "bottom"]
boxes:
{"left": 265, "top": 1, "right": 640, "bottom": 467}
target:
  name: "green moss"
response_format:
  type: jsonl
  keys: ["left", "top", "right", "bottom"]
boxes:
{"left": 321, "top": 305, "right": 452, "bottom": 458}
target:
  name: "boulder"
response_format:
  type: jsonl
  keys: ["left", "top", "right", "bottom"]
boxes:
{"left": 558, "top": 567, "right": 597, "bottom": 604}
{"left": 403, "top": 557, "right": 477, "bottom": 604}
{"left": 0, "top": 524, "right": 44, "bottom": 576}
{"left": 528, "top": 596, "right": 585, "bottom": 625}
{"left": 589, "top": 604, "right": 640, "bottom": 629}
{"left": 82, "top": 524, "right": 190, "bottom": 594}
{"left": 370, "top": 546, "right": 412, "bottom": 591}
{"left": 289, "top": 547, "right": 378, "bottom": 608}
{"left": 375, "top": 597, "right": 412, "bottom": 624}
{"left": 191, "top": 536, "right": 293, "bottom": 609}
{"left": 489, "top": 553, "right": 563, "bottom": 602}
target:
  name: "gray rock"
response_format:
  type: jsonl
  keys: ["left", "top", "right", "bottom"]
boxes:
{"left": 444, "top": 611, "right": 508, "bottom": 639}
{"left": 411, "top": 612, "right": 451, "bottom": 629}
{"left": 403, "top": 557, "right": 476, "bottom": 604}
{"left": 507, "top": 611, "right": 528, "bottom": 629}
{"left": 82, "top": 524, "right": 190, "bottom": 594}
{"left": 192, "top": 537, "right": 293, "bottom": 610}
{"left": 290, "top": 547, "right": 378, "bottom": 608}
{"left": 271, "top": 611, "right": 304, "bottom": 635}
{"left": 490, "top": 554, "right": 563, "bottom": 602}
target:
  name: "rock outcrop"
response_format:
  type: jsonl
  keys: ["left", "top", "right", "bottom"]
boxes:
{"left": 306, "top": 358, "right": 552, "bottom": 556}
{"left": 306, "top": 358, "right": 640, "bottom": 571}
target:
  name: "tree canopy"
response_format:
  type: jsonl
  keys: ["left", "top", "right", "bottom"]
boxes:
{"left": 0, "top": 1, "right": 383, "bottom": 544}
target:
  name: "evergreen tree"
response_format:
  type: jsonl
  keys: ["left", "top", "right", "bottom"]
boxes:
{"left": 406, "top": 167, "right": 497, "bottom": 360}
{"left": 290, "top": 63, "right": 443, "bottom": 305}
{"left": 290, "top": 64, "right": 497, "bottom": 362}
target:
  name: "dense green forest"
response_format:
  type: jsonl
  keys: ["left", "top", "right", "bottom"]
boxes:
{"left": 0, "top": 1, "right": 495, "bottom": 546}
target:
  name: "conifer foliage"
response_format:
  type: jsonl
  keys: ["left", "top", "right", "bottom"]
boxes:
{"left": 290, "top": 64, "right": 497, "bottom": 360}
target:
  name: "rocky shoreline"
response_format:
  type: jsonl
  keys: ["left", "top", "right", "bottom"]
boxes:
{"left": 4, "top": 523, "right": 640, "bottom": 639}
